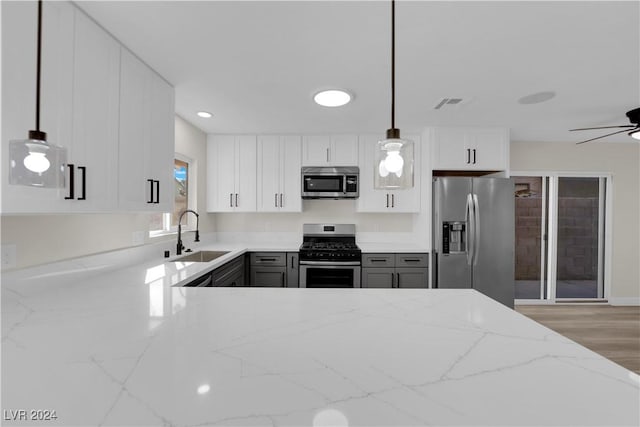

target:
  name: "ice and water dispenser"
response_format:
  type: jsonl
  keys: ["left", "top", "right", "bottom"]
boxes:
{"left": 442, "top": 221, "right": 466, "bottom": 254}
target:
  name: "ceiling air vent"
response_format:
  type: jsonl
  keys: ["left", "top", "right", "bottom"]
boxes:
{"left": 434, "top": 97, "right": 466, "bottom": 110}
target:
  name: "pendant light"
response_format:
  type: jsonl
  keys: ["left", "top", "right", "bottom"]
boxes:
{"left": 375, "top": 0, "right": 414, "bottom": 189}
{"left": 8, "top": 0, "right": 67, "bottom": 188}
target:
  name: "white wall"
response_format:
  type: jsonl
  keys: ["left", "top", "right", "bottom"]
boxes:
{"left": 510, "top": 141, "right": 640, "bottom": 300}
{"left": 0, "top": 116, "right": 209, "bottom": 270}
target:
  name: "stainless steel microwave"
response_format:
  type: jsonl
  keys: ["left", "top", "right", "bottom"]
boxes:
{"left": 301, "top": 166, "right": 359, "bottom": 199}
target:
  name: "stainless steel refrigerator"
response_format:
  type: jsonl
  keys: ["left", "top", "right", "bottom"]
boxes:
{"left": 432, "top": 177, "right": 515, "bottom": 308}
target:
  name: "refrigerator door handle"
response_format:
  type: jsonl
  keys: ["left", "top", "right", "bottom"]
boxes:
{"left": 465, "top": 193, "right": 474, "bottom": 265}
{"left": 473, "top": 193, "right": 480, "bottom": 266}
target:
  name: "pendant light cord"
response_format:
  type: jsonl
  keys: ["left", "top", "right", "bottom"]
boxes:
{"left": 35, "top": 0, "right": 42, "bottom": 132}
{"left": 391, "top": 0, "right": 395, "bottom": 130}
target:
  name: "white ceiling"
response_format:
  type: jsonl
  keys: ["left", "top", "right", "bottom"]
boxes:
{"left": 76, "top": 1, "right": 640, "bottom": 143}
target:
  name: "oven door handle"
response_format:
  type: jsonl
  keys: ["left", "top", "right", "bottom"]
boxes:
{"left": 299, "top": 261, "right": 361, "bottom": 266}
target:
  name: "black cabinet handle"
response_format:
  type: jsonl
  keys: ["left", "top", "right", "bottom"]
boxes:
{"left": 386, "top": 193, "right": 389, "bottom": 208}
{"left": 279, "top": 193, "right": 283, "bottom": 208}
{"left": 154, "top": 180, "right": 160, "bottom": 204}
{"left": 147, "top": 179, "right": 154, "bottom": 203}
{"left": 259, "top": 258, "right": 277, "bottom": 262}
{"left": 77, "top": 166, "right": 86, "bottom": 200}
{"left": 391, "top": 194, "right": 395, "bottom": 208}
{"left": 275, "top": 193, "right": 278, "bottom": 207}
{"left": 396, "top": 272, "right": 401, "bottom": 288}
{"left": 466, "top": 149, "right": 471, "bottom": 164}
{"left": 65, "top": 164, "right": 75, "bottom": 200}
{"left": 230, "top": 193, "right": 233, "bottom": 207}
{"left": 235, "top": 193, "right": 238, "bottom": 207}
{"left": 370, "top": 259, "right": 387, "bottom": 263}
{"left": 403, "top": 259, "right": 421, "bottom": 262}
{"left": 391, "top": 271, "right": 395, "bottom": 288}
{"left": 472, "top": 149, "right": 477, "bottom": 164}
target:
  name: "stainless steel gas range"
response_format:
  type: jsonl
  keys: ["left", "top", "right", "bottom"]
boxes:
{"left": 298, "top": 224, "right": 362, "bottom": 288}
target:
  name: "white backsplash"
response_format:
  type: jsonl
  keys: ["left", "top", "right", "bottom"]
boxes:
{"left": 214, "top": 199, "right": 416, "bottom": 233}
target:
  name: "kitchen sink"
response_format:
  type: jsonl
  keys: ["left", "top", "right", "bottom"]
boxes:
{"left": 173, "top": 251, "right": 229, "bottom": 263}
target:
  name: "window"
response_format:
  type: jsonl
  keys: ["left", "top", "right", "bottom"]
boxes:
{"left": 149, "top": 156, "right": 192, "bottom": 236}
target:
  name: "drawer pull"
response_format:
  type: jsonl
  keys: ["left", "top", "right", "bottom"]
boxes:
{"left": 403, "top": 259, "right": 421, "bottom": 262}
{"left": 370, "top": 259, "right": 387, "bottom": 262}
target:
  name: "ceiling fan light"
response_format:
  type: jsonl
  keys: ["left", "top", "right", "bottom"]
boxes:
{"left": 630, "top": 129, "right": 640, "bottom": 140}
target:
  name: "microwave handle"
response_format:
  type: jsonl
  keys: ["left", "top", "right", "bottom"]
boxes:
{"left": 343, "top": 175, "right": 347, "bottom": 194}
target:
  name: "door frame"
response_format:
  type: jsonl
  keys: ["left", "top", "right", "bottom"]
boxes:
{"left": 511, "top": 171, "right": 613, "bottom": 304}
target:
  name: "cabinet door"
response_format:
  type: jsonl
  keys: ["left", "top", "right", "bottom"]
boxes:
{"left": 330, "top": 134, "right": 358, "bottom": 166}
{"left": 250, "top": 267, "right": 287, "bottom": 287}
{"left": 1, "top": 1, "right": 74, "bottom": 213}
{"left": 286, "top": 252, "right": 299, "bottom": 288}
{"left": 279, "top": 136, "right": 302, "bottom": 212}
{"left": 302, "top": 135, "right": 331, "bottom": 166}
{"left": 396, "top": 268, "right": 429, "bottom": 288}
{"left": 207, "top": 135, "right": 236, "bottom": 212}
{"left": 257, "top": 135, "right": 281, "bottom": 212}
{"left": 148, "top": 73, "right": 175, "bottom": 212}
{"left": 71, "top": 10, "right": 120, "bottom": 212}
{"left": 467, "top": 129, "right": 508, "bottom": 170}
{"left": 356, "top": 135, "right": 389, "bottom": 212}
{"left": 432, "top": 128, "right": 468, "bottom": 170}
{"left": 361, "top": 268, "right": 395, "bottom": 288}
{"left": 234, "top": 135, "right": 257, "bottom": 212}
{"left": 118, "top": 49, "right": 153, "bottom": 211}
{"left": 432, "top": 127, "right": 508, "bottom": 171}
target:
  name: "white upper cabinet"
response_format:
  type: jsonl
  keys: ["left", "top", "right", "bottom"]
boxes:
{"left": 257, "top": 135, "right": 302, "bottom": 212}
{"left": 302, "top": 134, "right": 358, "bottom": 166}
{"left": 207, "top": 135, "right": 257, "bottom": 212}
{"left": 1, "top": 1, "right": 174, "bottom": 214}
{"left": 356, "top": 134, "right": 422, "bottom": 213}
{"left": 430, "top": 127, "right": 509, "bottom": 171}
{"left": 1, "top": 1, "right": 74, "bottom": 213}
{"left": 69, "top": 9, "right": 120, "bottom": 211}
{"left": 118, "top": 49, "right": 174, "bottom": 212}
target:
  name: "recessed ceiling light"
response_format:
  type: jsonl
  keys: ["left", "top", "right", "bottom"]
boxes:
{"left": 197, "top": 111, "right": 212, "bottom": 118}
{"left": 313, "top": 90, "right": 352, "bottom": 107}
{"left": 517, "top": 91, "right": 556, "bottom": 105}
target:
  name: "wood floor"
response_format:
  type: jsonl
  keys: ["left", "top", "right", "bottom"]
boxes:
{"left": 516, "top": 305, "right": 640, "bottom": 374}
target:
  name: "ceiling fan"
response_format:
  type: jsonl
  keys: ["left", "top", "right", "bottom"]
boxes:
{"left": 570, "top": 107, "right": 640, "bottom": 144}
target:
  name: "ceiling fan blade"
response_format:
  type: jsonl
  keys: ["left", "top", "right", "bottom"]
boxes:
{"left": 576, "top": 128, "right": 634, "bottom": 145}
{"left": 570, "top": 125, "right": 636, "bottom": 131}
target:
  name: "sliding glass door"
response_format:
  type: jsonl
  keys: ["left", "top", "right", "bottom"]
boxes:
{"left": 514, "top": 176, "right": 548, "bottom": 300}
{"left": 513, "top": 173, "right": 610, "bottom": 302}
{"left": 555, "top": 177, "right": 606, "bottom": 300}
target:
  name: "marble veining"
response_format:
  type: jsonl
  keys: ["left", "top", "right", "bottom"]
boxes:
{"left": 1, "top": 247, "right": 638, "bottom": 426}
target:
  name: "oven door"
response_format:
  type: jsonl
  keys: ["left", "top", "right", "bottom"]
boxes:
{"left": 300, "top": 262, "right": 361, "bottom": 288}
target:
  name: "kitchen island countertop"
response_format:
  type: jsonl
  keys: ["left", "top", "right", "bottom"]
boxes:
{"left": 2, "top": 249, "right": 638, "bottom": 427}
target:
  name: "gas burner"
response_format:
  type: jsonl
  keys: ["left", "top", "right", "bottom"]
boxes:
{"left": 299, "top": 224, "right": 361, "bottom": 263}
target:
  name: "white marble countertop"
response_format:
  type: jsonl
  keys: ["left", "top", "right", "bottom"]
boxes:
{"left": 2, "top": 255, "right": 638, "bottom": 427}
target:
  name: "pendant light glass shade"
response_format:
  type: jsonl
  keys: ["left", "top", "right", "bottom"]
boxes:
{"left": 9, "top": 131, "right": 67, "bottom": 188}
{"left": 375, "top": 0, "right": 415, "bottom": 190}
{"left": 374, "top": 135, "right": 414, "bottom": 189}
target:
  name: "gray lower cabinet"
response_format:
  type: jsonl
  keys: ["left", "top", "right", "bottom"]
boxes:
{"left": 249, "top": 252, "right": 287, "bottom": 287}
{"left": 286, "top": 252, "right": 299, "bottom": 288}
{"left": 361, "top": 253, "right": 429, "bottom": 288}
{"left": 182, "top": 255, "right": 245, "bottom": 287}
{"left": 213, "top": 255, "right": 245, "bottom": 287}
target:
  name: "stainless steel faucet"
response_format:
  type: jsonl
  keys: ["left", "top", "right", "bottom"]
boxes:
{"left": 177, "top": 209, "right": 200, "bottom": 255}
